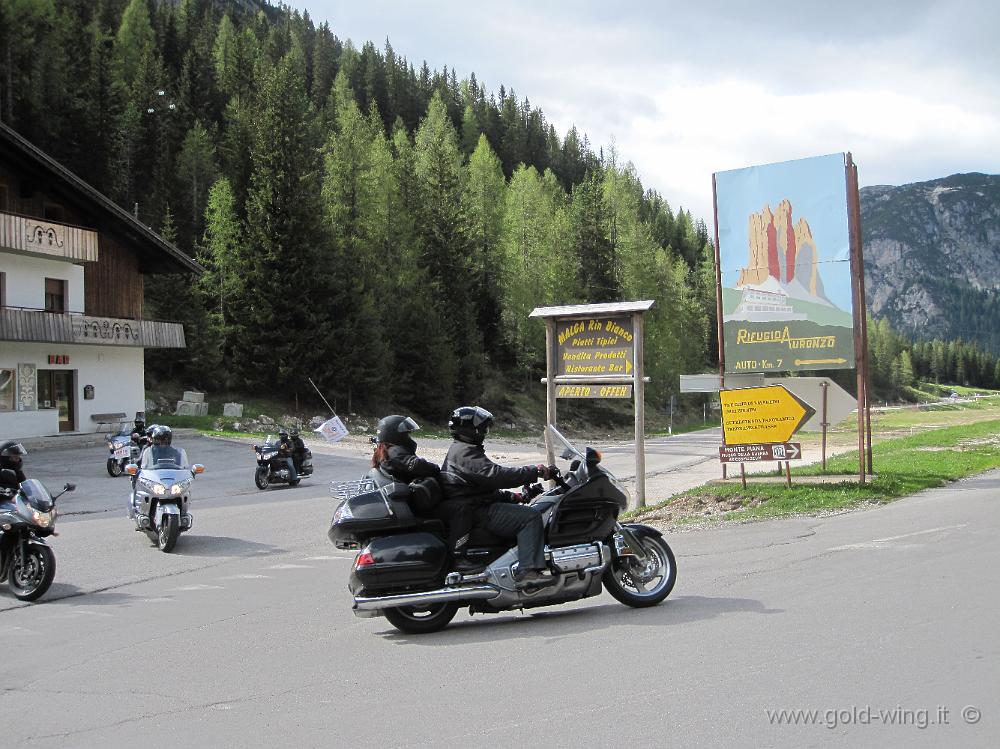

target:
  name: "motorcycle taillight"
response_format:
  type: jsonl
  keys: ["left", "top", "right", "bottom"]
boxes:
{"left": 354, "top": 548, "right": 375, "bottom": 569}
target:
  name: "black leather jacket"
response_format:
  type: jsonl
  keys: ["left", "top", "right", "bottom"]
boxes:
{"left": 440, "top": 439, "right": 539, "bottom": 505}
{"left": 0, "top": 466, "right": 26, "bottom": 494}
{"left": 381, "top": 443, "right": 440, "bottom": 483}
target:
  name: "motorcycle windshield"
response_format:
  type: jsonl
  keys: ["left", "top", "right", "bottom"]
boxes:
{"left": 546, "top": 425, "right": 584, "bottom": 462}
{"left": 18, "top": 479, "right": 54, "bottom": 512}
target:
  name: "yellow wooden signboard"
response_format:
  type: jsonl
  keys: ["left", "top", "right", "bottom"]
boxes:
{"left": 720, "top": 385, "right": 815, "bottom": 445}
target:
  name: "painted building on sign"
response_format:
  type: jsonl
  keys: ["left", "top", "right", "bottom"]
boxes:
{"left": 0, "top": 122, "right": 200, "bottom": 437}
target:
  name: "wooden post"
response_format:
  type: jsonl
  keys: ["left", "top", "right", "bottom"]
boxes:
{"left": 852, "top": 160, "right": 875, "bottom": 477}
{"left": 820, "top": 380, "right": 829, "bottom": 471}
{"left": 740, "top": 462, "right": 746, "bottom": 488}
{"left": 634, "top": 311, "right": 646, "bottom": 509}
{"left": 846, "top": 154, "right": 867, "bottom": 485}
{"left": 785, "top": 460, "right": 792, "bottom": 487}
{"left": 544, "top": 318, "right": 556, "bottom": 467}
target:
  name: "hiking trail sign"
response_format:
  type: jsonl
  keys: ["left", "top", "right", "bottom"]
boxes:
{"left": 720, "top": 384, "right": 815, "bottom": 445}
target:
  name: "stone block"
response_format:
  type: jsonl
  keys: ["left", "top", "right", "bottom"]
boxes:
{"left": 175, "top": 401, "right": 209, "bottom": 416}
{"left": 182, "top": 391, "right": 205, "bottom": 404}
{"left": 223, "top": 402, "right": 244, "bottom": 417}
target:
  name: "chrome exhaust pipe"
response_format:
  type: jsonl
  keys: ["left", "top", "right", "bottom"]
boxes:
{"left": 354, "top": 585, "right": 500, "bottom": 612}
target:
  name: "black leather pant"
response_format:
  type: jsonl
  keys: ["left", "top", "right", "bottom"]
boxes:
{"left": 476, "top": 502, "right": 546, "bottom": 571}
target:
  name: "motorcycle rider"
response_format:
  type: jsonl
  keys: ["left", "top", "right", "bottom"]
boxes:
{"left": 0, "top": 440, "right": 28, "bottom": 497}
{"left": 439, "top": 406, "right": 557, "bottom": 588}
{"left": 139, "top": 425, "right": 189, "bottom": 469}
{"left": 289, "top": 428, "right": 308, "bottom": 474}
{"left": 371, "top": 415, "right": 440, "bottom": 482}
{"left": 277, "top": 429, "right": 298, "bottom": 483}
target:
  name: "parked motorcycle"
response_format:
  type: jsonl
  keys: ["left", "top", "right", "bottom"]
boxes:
{"left": 126, "top": 458, "right": 204, "bottom": 552}
{"left": 0, "top": 475, "right": 74, "bottom": 601}
{"left": 253, "top": 435, "right": 312, "bottom": 489}
{"left": 105, "top": 426, "right": 143, "bottom": 477}
{"left": 328, "top": 426, "right": 676, "bottom": 634}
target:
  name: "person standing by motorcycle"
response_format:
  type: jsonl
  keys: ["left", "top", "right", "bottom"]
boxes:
{"left": 371, "top": 415, "right": 440, "bottom": 482}
{"left": 0, "top": 440, "right": 28, "bottom": 497}
{"left": 277, "top": 429, "right": 298, "bottom": 484}
{"left": 439, "top": 406, "right": 557, "bottom": 587}
{"left": 139, "top": 425, "right": 189, "bottom": 469}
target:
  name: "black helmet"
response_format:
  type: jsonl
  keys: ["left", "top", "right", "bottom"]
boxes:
{"left": 278, "top": 429, "right": 289, "bottom": 439}
{"left": 376, "top": 415, "right": 420, "bottom": 447}
{"left": 448, "top": 406, "right": 494, "bottom": 444}
{"left": 289, "top": 428, "right": 299, "bottom": 439}
{"left": 0, "top": 440, "right": 27, "bottom": 469}
{"left": 150, "top": 424, "right": 172, "bottom": 446}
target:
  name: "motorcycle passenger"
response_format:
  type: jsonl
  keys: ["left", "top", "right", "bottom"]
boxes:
{"left": 0, "top": 440, "right": 28, "bottom": 497}
{"left": 139, "top": 425, "right": 189, "bottom": 469}
{"left": 289, "top": 429, "right": 307, "bottom": 474}
{"left": 371, "top": 415, "right": 440, "bottom": 483}
{"left": 277, "top": 429, "right": 298, "bottom": 483}
{"left": 439, "top": 406, "right": 557, "bottom": 588}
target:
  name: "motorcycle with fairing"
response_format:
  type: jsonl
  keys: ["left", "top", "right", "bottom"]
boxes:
{"left": 0, "top": 475, "right": 74, "bottom": 601}
{"left": 328, "top": 426, "right": 676, "bottom": 634}
{"left": 105, "top": 425, "right": 144, "bottom": 477}
{"left": 252, "top": 435, "right": 313, "bottom": 490}
{"left": 126, "top": 457, "right": 205, "bottom": 552}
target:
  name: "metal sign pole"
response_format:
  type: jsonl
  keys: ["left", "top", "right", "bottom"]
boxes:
{"left": 820, "top": 380, "right": 829, "bottom": 470}
{"left": 634, "top": 311, "right": 646, "bottom": 509}
{"left": 846, "top": 154, "right": 867, "bottom": 485}
{"left": 712, "top": 173, "right": 728, "bottom": 480}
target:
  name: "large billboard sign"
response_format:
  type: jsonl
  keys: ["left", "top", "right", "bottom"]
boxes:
{"left": 714, "top": 153, "right": 856, "bottom": 373}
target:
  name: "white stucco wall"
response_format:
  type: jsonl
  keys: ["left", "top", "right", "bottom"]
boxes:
{"left": 0, "top": 253, "right": 85, "bottom": 312}
{"left": 0, "top": 341, "right": 144, "bottom": 438}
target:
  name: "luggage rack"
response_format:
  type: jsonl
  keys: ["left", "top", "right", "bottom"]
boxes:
{"left": 330, "top": 478, "right": 377, "bottom": 501}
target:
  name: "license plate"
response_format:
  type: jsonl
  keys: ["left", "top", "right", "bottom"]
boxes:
{"left": 113, "top": 446, "right": 129, "bottom": 459}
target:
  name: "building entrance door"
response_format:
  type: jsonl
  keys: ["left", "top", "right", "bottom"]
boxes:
{"left": 38, "top": 370, "right": 75, "bottom": 432}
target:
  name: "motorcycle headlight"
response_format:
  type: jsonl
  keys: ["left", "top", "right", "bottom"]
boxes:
{"left": 170, "top": 479, "right": 193, "bottom": 495}
{"left": 140, "top": 477, "right": 166, "bottom": 495}
{"left": 31, "top": 509, "right": 53, "bottom": 527}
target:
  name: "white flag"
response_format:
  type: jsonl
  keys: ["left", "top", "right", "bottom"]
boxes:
{"left": 314, "top": 415, "right": 349, "bottom": 443}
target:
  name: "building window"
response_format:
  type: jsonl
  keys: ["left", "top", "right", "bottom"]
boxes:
{"left": 45, "top": 277, "right": 66, "bottom": 313}
{"left": 0, "top": 369, "right": 14, "bottom": 411}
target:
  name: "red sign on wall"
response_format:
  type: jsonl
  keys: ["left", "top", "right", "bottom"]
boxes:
{"left": 48, "top": 355, "right": 70, "bottom": 365}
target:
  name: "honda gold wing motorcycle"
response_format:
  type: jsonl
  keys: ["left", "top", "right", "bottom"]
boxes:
{"left": 252, "top": 435, "right": 313, "bottom": 489}
{"left": 328, "top": 426, "right": 676, "bottom": 634}
{"left": 0, "top": 474, "right": 74, "bottom": 601}
{"left": 126, "top": 458, "right": 205, "bottom": 552}
{"left": 106, "top": 425, "right": 143, "bottom": 477}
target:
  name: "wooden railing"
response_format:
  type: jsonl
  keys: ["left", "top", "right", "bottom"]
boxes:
{"left": 0, "top": 308, "right": 185, "bottom": 348}
{"left": 0, "top": 211, "right": 99, "bottom": 262}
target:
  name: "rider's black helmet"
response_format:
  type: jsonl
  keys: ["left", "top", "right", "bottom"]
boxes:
{"left": 150, "top": 424, "right": 172, "bottom": 447}
{"left": 289, "top": 428, "right": 300, "bottom": 439}
{"left": 0, "top": 440, "right": 27, "bottom": 469}
{"left": 448, "top": 406, "right": 494, "bottom": 445}
{"left": 376, "top": 415, "right": 420, "bottom": 448}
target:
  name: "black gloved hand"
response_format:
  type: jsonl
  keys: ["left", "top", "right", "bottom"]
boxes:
{"left": 523, "top": 483, "right": 544, "bottom": 500}
{"left": 535, "top": 464, "right": 557, "bottom": 480}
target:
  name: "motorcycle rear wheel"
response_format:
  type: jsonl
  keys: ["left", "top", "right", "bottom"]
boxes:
{"left": 383, "top": 602, "right": 459, "bottom": 634}
{"left": 603, "top": 532, "right": 676, "bottom": 608}
{"left": 254, "top": 467, "right": 270, "bottom": 490}
{"left": 158, "top": 514, "right": 180, "bottom": 553}
{"left": 8, "top": 543, "right": 56, "bottom": 601}
{"left": 107, "top": 458, "right": 124, "bottom": 477}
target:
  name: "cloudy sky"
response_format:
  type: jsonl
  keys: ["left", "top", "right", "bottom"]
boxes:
{"left": 303, "top": 0, "right": 999, "bottom": 223}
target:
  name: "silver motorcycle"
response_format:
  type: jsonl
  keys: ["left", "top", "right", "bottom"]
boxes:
{"left": 126, "top": 457, "right": 205, "bottom": 552}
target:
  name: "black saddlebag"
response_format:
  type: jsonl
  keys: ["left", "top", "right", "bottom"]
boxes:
{"left": 328, "top": 482, "right": 419, "bottom": 546}
{"left": 351, "top": 532, "right": 448, "bottom": 591}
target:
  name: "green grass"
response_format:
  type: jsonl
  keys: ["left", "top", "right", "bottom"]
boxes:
{"left": 629, "top": 418, "right": 1000, "bottom": 525}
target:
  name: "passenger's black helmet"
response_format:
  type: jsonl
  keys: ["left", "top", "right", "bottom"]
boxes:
{"left": 150, "top": 424, "right": 172, "bottom": 446}
{"left": 376, "top": 415, "right": 420, "bottom": 447}
{"left": 448, "top": 406, "right": 494, "bottom": 444}
{"left": 0, "top": 440, "right": 27, "bottom": 468}
{"left": 289, "top": 428, "right": 300, "bottom": 439}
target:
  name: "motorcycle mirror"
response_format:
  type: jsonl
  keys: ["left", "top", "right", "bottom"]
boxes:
{"left": 569, "top": 459, "right": 581, "bottom": 472}
{"left": 125, "top": 464, "right": 138, "bottom": 475}
{"left": 63, "top": 482, "right": 76, "bottom": 492}
{"left": 192, "top": 464, "right": 205, "bottom": 474}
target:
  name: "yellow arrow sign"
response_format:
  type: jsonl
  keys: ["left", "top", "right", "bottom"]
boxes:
{"left": 720, "top": 384, "right": 817, "bottom": 445}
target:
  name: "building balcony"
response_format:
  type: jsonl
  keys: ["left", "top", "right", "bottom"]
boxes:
{"left": 0, "top": 210, "right": 99, "bottom": 263}
{"left": 0, "top": 307, "right": 185, "bottom": 348}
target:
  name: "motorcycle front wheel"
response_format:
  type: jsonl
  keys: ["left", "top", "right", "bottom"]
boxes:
{"left": 157, "top": 515, "right": 180, "bottom": 553}
{"left": 107, "top": 458, "right": 124, "bottom": 477}
{"left": 8, "top": 543, "right": 56, "bottom": 601}
{"left": 603, "top": 532, "right": 676, "bottom": 608}
{"left": 383, "top": 602, "right": 459, "bottom": 634}
{"left": 254, "top": 467, "right": 270, "bottom": 490}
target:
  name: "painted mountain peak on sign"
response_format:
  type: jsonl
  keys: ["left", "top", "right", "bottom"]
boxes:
{"left": 735, "top": 200, "right": 837, "bottom": 312}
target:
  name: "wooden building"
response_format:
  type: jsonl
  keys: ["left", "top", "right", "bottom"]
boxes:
{"left": 0, "top": 122, "right": 200, "bottom": 437}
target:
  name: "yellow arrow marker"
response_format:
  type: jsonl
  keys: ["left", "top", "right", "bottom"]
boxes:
{"left": 719, "top": 384, "right": 817, "bottom": 445}
{"left": 625, "top": 359, "right": 632, "bottom": 375}
{"left": 794, "top": 358, "right": 848, "bottom": 366}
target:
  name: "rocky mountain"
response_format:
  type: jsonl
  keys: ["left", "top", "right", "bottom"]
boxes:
{"left": 861, "top": 173, "right": 1000, "bottom": 353}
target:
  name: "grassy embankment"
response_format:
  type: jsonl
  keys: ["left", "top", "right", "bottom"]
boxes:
{"left": 630, "top": 394, "right": 1000, "bottom": 526}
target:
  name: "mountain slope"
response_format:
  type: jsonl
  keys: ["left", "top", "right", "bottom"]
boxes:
{"left": 861, "top": 173, "right": 1000, "bottom": 353}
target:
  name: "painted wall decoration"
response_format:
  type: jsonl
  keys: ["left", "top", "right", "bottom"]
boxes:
{"left": 714, "top": 153, "right": 856, "bottom": 373}
{"left": 17, "top": 362, "right": 37, "bottom": 411}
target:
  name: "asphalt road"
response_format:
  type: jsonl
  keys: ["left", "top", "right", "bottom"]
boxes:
{"left": 1, "top": 435, "right": 996, "bottom": 747}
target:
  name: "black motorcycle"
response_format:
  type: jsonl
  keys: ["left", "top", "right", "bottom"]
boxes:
{"left": 253, "top": 435, "right": 313, "bottom": 490}
{"left": 328, "top": 426, "right": 676, "bottom": 634}
{"left": 0, "top": 475, "right": 74, "bottom": 601}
